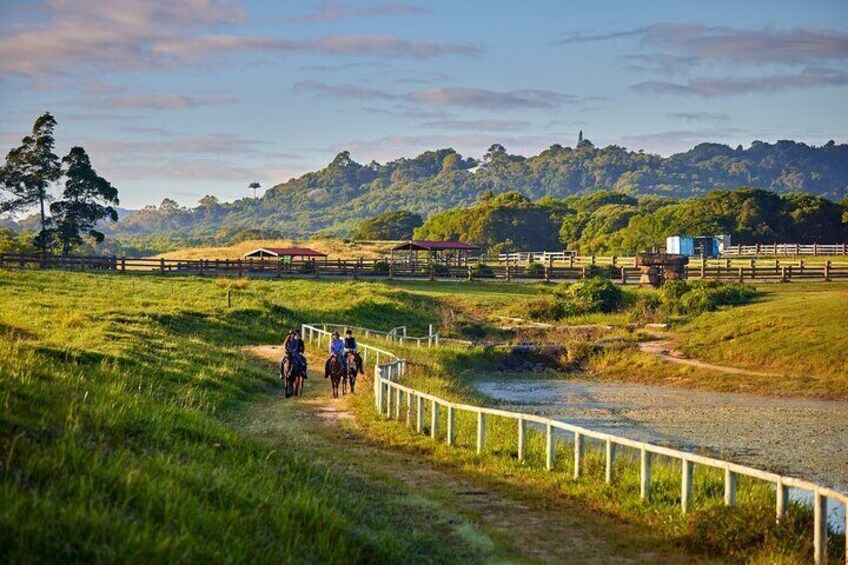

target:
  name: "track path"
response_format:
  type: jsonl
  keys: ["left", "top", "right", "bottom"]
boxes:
{"left": 242, "top": 345, "right": 706, "bottom": 564}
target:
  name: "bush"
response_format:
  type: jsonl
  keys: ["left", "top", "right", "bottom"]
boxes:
{"left": 372, "top": 260, "right": 390, "bottom": 275}
{"left": 526, "top": 296, "right": 566, "bottom": 321}
{"left": 555, "top": 277, "right": 625, "bottom": 313}
{"left": 525, "top": 262, "right": 546, "bottom": 277}
{"left": 661, "top": 280, "right": 758, "bottom": 315}
{"left": 471, "top": 263, "right": 495, "bottom": 278}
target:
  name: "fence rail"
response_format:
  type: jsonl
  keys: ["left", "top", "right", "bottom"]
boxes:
{"left": 2, "top": 252, "right": 848, "bottom": 283}
{"left": 301, "top": 322, "right": 847, "bottom": 564}
{"left": 724, "top": 243, "right": 848, "bottom": 256}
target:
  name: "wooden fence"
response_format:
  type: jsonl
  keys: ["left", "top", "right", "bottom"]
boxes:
{"left": 2, "top": 252, "right": 848, "bottom": 283}
{"left": 301, "top": 322, "right": 847, "bottom": 564}
{"left": 724, "top": 243, "right": 848, "bottom": 256}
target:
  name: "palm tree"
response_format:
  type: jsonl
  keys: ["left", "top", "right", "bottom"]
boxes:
{"left": 249, "top": 181, "right": 261, "bottom": 199}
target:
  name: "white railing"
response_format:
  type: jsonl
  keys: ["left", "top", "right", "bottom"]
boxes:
{"left": 302, "top": 322, "right": 847, "bottom": 564}
{"left": 310, "top": 322, "right": 441, "bottom": 347}
{"left": 724, "top": 243, "right": 848, "bottom": 256}
{"left": 497, "top": 251, "right": 574, "bottom": 262}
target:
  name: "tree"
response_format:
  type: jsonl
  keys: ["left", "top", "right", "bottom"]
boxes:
{"left": 49, "top": 147, "right": 119, "bottom": 257}
{"left": 249, "top": 182, "right": 261, "bottom": 198}
{"left": 352, "top": 210, "right": 423, "bottom": 240}
{"left": 0, "top": 112, "right": 61, "bottom": 252}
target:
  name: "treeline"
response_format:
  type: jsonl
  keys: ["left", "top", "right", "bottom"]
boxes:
{"left": 105, "top": 138, "right": 848, "bottom": 245}
{"left": 413, "top": 188, "right": 848, "bottom": 254}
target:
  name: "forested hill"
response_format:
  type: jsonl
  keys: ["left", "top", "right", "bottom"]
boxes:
{"left": 111, "top": 139, "right": 848, "bottom": 242}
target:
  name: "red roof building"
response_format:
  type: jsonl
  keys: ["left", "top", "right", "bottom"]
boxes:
{"left": 243, "top": 247, "right": 328, "bottom": 259}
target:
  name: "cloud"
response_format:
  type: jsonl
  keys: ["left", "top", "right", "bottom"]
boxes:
{"left": 633, "top": 67, "right": 848, "bottom": 97}
{"left": 295, "top": 80, "right": 593, "bottom": 110}
{"left": 89, "top": 94, "right": 240, "bottom": 110}
{"left": 0, "top": 0, "right": 477, "bottom": 78}
{"left": 557, "top": 24, "right": 848, "bottom": 68}
{"left": 669, "top": 112, "right": 731, "bottom": 122}
{"left": 420, "top": 119, "right": 531, "bottom": 132}
{"left": 285, "top": 1, "right": 429, "bottom": 24}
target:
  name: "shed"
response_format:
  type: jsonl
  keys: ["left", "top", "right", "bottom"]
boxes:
{"left": 666, "top": 235, "right": 728, "bottom": 258}
{"left": 390, "top": 240, "right": 481, "bottom": 265}
{"left": 243, "top": 247, "right": 328, "bottom": 261}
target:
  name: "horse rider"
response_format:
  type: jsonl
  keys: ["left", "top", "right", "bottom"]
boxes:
{"left": 324, "top": 331, "right": 345, "bottom": 378}
{"left": 282, "top": 329, "right": 307, "bottom": 379}
{"left": 343, "top": 329, "right": 363, "bottom": 376}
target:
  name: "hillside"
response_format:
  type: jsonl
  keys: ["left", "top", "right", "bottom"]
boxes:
{"left": 107, "top": 139, "right": 848, "bottom": 245}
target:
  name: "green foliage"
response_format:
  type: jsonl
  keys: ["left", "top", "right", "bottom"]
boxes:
{"left": 470, "top": 263, "right": 495, "bottom": 278}
{"left": 102, "top": 140, "right": 848, "bottom": 250}
{"left": 0, "top": 228, "right": 37, "bottom": 254}
{"left": 415, "top": 191, "right": 561, "bottom": 252}
{"left": 660, "top": 280, "right": 759, "bottom": 315}
{"left": 525, "top": 262, "right": 545, "bottom": 277}
{"left": 49, "top": 147, "right": 119, "bottom": 257}
{"left": 351, "top": 210, "right": 423, "bottom": 240}
{"left": 555, "top": 277, "right": 625, "bottom": 313}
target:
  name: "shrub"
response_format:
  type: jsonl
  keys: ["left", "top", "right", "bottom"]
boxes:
{"left": 372, "top": 260, "right": 390, "bottom": 275}
{"left": 471, "top": 263, "right": 495, "bottom": 278}
{"left": 525, "top": 296, "right": 566, "bottom": 321}
{"left": 555, "top": 277, "right": 625, "bottom": 313}
{"left": 525, "top": 262, "right": 546, "bottom": 277}
{"left": 661, "top": 280, "right": 758, "bottom": 315}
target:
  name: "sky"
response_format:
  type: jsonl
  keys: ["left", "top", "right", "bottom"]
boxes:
{"left": 1, "top": 0, "right": 847, "bottom": 209}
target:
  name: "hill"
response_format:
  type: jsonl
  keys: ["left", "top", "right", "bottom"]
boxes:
{"left": 106, "top": 139, "right": 848, "bottom": 248}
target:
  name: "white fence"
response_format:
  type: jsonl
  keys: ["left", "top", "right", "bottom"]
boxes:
{"left": 497, "top": 251, "right": 574, "bottom": 262}
{"left": 301, "top": 323, "right": 848, "bottom": 564}
{"left": 724, "top": 243, "right": 848, "bottom": 256}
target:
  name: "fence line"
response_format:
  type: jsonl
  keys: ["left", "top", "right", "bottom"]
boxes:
{"left": 725, "top": 243, "right": 848, "bottom": 256}
{"left": 301, "top": 322, "right": 847, "bottom": 564}
{"left": 3, "top": 252, "right": 848, "bottom": 284}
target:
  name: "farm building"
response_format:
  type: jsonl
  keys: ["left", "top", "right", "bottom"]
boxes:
{"left": 243, "top": 247, "right": 328, "bottom": 261}
{"left": 666, "top": 235, "right": 730, "bottom": 258}
{"left": 390, "top": 240, "right": 481, "bottom": 265}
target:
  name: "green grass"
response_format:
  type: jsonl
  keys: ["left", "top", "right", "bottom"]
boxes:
{"left": 351, "top": 344, "right": 846, "bottom": 563}
{"left": 591, "top": 282, "right": 848, "bottom": 399}
{"left": 0, "top": 270, "right": 480, "bottom": 562}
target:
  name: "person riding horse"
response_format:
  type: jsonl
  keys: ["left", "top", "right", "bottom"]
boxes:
{"left": 324, "top": 332, "right": 345, "bottom": 378}
{"left": 343, "top": 329, "right": 363, "bottom": 376}
{"left": 282, "top": 329, "right": 307, "bottom": 379}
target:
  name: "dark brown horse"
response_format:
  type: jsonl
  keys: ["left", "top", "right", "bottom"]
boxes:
{"left": 281, "top": 353, "right": 306, "bottom": 398}
{"left": 344, "top": 352, "right": 359, "bottom": 394}
{"left": 327, "top": 354, "right": 345, "bottom": 398}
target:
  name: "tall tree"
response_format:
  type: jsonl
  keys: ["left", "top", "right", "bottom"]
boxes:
{"left": 249, "top": 181, "right": 261, "bottom": 198}
{"left": 0, "top": 113, "right": 61, "bottom": 252}
{"left": 49, "top": 147, "right": 118, "bottom": 257}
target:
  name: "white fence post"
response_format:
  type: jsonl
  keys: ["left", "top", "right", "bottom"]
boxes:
{"left": 640, "top": 449, "right": 651, "bottom": 500}
{"left": 545, "top": 423, "right": 555, "bottom": 471}
{"left": 374, "top": 366, "right": 383, "bottom": 410}
{"left": 776, "top": 478, "right": 789, "bottom": 521}
{"left": 574, "top": 432, "right": 583, "bottom": 479}
{"left": 430, "top": 400, "right": 439, "bottom": 439}
{"left": 447, "top": 406, "right": 455, "bottom": 446}
{"left": 813, "top": 491, "right": 827, "bottom": 564}
{"left": 682, "top": 460, "right": 694, "bottom": 514}
{"left": 605, "top": 439, "right": 616, "bottom": 485}
{"left": 477, "top": 412, "right": 486, "bottom": 455}
{"left": 416, "top": 395, "right": 424, "bottom": 433}
{"left": 517, "top": 417, "right": 526, "bottom": 462}
{"left": 724, "top": 468, "right": 737, "bottom": 506}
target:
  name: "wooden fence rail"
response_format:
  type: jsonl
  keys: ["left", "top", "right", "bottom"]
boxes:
{"left": 301, "top": 322, "right": 847, "bottom": 564}
{"left": 725, "top": 243, "right": 848, "bottom": 256}
{"left": 2, "top": 252, "right": 848, "bottom": 283}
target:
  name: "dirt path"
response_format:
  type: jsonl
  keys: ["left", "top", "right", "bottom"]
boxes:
{"left": 637, "top": 337, "right": 778, "bottom": 377}
{"left": 243, "top": 345, "right": 705, "bottom": 564}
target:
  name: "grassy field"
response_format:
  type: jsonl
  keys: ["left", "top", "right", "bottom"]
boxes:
{"left": 1, "top": 269, "right": 845, "bottom": 562}
{"left": 153, "top": 238, "right": 395, "bottom": 261}
{"left": 591, "top": 282, "right": 848, "bottom": 399}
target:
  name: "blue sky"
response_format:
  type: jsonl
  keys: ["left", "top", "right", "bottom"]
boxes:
{"left": 1, "top": 0, "right": 847, "bottom": 208}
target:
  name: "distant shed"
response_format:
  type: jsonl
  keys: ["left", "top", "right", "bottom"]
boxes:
{"left": 390, "top": 240, "right": 481, "bottom": 265}
{"left": 243, "top": 247, "right": 328, "bottom": 260}
{"left": 666, "top": 235, "right": 729, "bottom": 258}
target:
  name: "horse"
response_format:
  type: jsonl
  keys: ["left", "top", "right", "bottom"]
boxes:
{"left": 344, "top": 351, "right": 359, "bottom": 394}
{"left": 280, "top": 353, "right": 306, "bottom": 398}
{"left": 327, "top": 354, "right": 345, "bottom": 398}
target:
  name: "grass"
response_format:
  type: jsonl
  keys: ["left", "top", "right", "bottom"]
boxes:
{"left": 350, "top": 344, "right": 846, "bottom": 564}
{"left": 153, "top": 238, "right": 396, "bottom": 261}
{"left": 590, "top": 282, "right": 848, "bottom": 399}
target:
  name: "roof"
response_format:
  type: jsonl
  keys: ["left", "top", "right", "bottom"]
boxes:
{"left": 243, "top": 247, "right": 328, "bottom": 258}
{"left": 390, "top": 240, "right": 481, "bottom": 252}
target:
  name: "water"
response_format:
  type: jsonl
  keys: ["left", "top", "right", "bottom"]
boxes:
{"left": 475, "top": 377, "right": 848, "bottom": 531}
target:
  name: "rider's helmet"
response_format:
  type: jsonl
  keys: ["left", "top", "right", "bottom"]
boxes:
{"left": 345, "top": 329, "right": 352, "bottom": 336}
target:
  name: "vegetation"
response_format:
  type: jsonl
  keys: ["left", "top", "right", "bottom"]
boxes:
{"left": 351, "top": 210, "right": 423, "bottom": 240}
{"left": 0, "top": 113, "right": 119, "bottom": 255}
{"left": 40, "top": 139, "right": 844, "bottom": 253}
